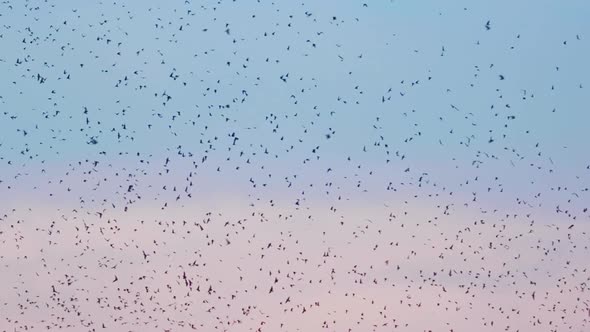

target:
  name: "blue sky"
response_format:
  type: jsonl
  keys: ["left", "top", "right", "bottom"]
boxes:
{"left": 1, "top": 0, "right": 589, "bottom": 331}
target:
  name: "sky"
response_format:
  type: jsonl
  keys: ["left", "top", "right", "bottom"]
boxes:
{"left": 1, "top": 0, "right": 590, "bottom": 331}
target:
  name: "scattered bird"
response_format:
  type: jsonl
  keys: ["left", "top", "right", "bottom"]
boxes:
{"left": 0, "top": 1, "right": 587, "bottom": 332}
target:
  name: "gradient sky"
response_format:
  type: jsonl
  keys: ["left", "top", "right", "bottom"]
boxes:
{"left": 1, "top": 0, "right": 589, "bottom": 331}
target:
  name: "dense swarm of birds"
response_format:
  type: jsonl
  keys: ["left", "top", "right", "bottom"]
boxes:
{"left": 1, "top": 0, "right": 589, "bottom": 331}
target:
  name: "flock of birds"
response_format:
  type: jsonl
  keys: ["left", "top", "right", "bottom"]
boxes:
{"left": 0, "top": 0, "right": 589, "bottom": 331}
